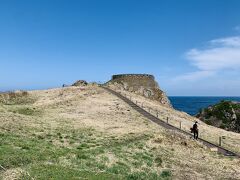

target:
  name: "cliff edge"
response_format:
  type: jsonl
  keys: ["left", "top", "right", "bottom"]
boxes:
{"left": 106, "top": 74, "right": 172, "bottom": 107}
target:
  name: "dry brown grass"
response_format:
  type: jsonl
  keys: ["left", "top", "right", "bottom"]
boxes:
{"left": 108, "top": 84, "right": 240, "bottom": 155}
{"left": 0, "top": 91, "right": 35, "bottom": 105}
{"left": 0, "top": 85, "right": 240, "bottom": 179}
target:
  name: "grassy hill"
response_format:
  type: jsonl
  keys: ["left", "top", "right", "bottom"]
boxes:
{"left": 0, "top": 85, "right": 240, "bottom": 179}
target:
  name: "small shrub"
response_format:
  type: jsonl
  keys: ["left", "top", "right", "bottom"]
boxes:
{"left": 21, "top": 145, "right": 30, "bottom": 150}
{"left": 127, "top": 172, "right": 158, "bottom": 180}
{"left": 160, "top": 170, "right": 171, "bottom": 178}
{"left": 77, "top": 143, "right": 89, "bottom": 149}
{"left": 155, "top": 157, "right": 163, "bottom": 167}
{"left": 77, "top": 154, "right": 89, "bottom": 159}
{"left": 205, "top": 119, "right": 212, "bottom": 125}
{"left": 107, "top": 162, "right": 129, "bottom": 174}
{"left": 127, "top": 172, "right": 147, "bottom": 180}
{"left": 69, "top": 140, "right": 75, "bottom": 144}
{"left": 220, "top": 124, "right": 227, "bottom": 129}
{"left": 37, "top": 135, "right": 44, "bottom": 140}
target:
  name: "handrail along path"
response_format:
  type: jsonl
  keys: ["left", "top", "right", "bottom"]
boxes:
{"left": 102, "top": 86, "right": 240, "bottom": 158}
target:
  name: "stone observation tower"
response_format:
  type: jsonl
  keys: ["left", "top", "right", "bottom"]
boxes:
{"left": 107, "top": 74, "right": 172, "bottom": 107}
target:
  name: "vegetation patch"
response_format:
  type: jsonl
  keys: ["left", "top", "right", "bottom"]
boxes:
{"left": 126, "top": 171, "right": 159, "bottom": 180}
{"left": 0, "top": 128, "right": 173, "bottom": 179}
{"left": 155, "top": 156, "right": 163, "bottom": 167}
{"left": 196, "top": 100, "right": 240, "bottom": 132}
{"left": 160, "top": 170, "right": 172, "bottom": 179}
{"left": 10, "top": 107, "right": 42, "bottom": 116}
{"left": 0, "top": 91, "right": 36, "bottom": 105}
{"left": 21, "top": 164, "right": 119, "bottom": 180}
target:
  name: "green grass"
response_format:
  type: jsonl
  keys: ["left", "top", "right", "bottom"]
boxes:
{"left": 107, "top": 163, "right": 130, "bottom": 174}
{"left": 126, "top": 172, "right": 159, "bottom": 180}
{"left": 10, "top": 107, "right": 42, "bottom": 116}
{"left": 21, "top": 164, "right": 120, "bottom": 180}
{"left": 0, "top": 128, "right": 169, "bottom": 179}
{"left": 0, "top": 133, "right": 68, "bottom": 169}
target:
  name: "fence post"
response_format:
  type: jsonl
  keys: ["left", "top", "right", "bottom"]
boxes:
{"left": 167, "top": 117, "right": 169, "bottom": 124}
{"left": 148, "top": 107, "right": 151, "bottom": 113}
{"left": 157, "top": 112, "right": 159, "bottom": 118}
{"left": 179, "top": 122, "right": 182, "bottom": 129}
{"left": 219, "top": 137, "right": 222, "bottom": 146}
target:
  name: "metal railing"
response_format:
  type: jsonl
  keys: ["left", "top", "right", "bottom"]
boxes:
{"left": 105, "top": 86, "right": 240, "bottom": 157}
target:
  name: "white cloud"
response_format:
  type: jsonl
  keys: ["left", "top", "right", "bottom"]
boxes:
{"left": 210, "top": 36, "right": 240, "bottom": 47}
{"left": 175, "top": 36, "right": 240, "bottom": 81}
{"left": 186, "top": 47, "right": 240, "bottom": 71}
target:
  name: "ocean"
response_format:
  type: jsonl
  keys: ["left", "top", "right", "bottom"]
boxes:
{"left": 169, "top": 97, "right": 240, "bottom": 116}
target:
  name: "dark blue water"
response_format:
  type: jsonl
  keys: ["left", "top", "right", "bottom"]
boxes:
{"left": 169, "top": 97, "right": 240, "bottom": 116}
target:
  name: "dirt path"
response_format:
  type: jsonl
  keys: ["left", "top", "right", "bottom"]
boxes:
{"left": 102, "top": 86, "right": 240, "bottom": 158}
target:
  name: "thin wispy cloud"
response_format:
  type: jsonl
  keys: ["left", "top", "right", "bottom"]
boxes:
{"left": 173, "top": 70, "right": 215, "bottom": 81}
{"left": 174, "top": 35, "right": 240, "bottom": 81}
{"left": 210, "top": 36, "right": 240, "bottom": 47}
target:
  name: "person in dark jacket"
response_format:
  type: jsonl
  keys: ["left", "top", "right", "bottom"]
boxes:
{"left": 192, "top": 121, "right": 199, "bottom": 140}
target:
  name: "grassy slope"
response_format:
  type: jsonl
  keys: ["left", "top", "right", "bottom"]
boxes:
{"left": 108, "top": 84, "right": 240, "bottom": 154}
{"left": 0, "top": 86, "right": 240, "bottom": 180}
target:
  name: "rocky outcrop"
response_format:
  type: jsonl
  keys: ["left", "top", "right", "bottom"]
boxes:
{"left": 196, "top": 101, "right": 240, "bottom": 133}
{"left": 72, "top": 80, "right": 88, "bottom": 87}
{"left": 107, "top": 74, "right": 172, "bottom": 107}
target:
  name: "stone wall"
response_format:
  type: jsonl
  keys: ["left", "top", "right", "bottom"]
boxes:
{"left": 107, "top": 74, "right": 172, "bottom": 107}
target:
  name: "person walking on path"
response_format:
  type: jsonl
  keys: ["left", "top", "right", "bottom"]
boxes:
{"left": 192, "top": 121, "right": 199, "bottom": 140}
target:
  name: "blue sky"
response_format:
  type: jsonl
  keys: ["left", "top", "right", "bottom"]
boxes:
{"left": 1, "top": 0, "right": 240, "bottom": 96}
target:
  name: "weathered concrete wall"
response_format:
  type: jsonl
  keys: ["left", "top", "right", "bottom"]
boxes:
{"left": 107, "top": 74, "right": 172, "bottom": 107}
